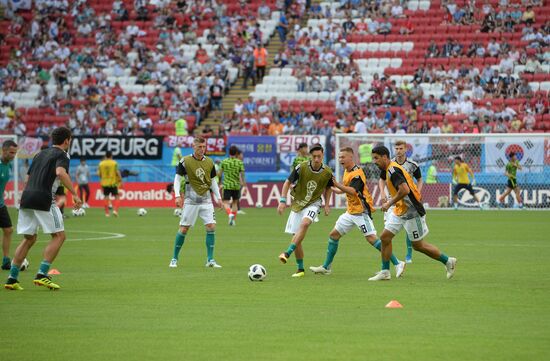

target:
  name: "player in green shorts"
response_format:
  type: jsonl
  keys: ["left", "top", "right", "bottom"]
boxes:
{"left": 498, "top": 152, "right": 523, "bottom": 208}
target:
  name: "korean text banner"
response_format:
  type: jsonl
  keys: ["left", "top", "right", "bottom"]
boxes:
{"left": 227, "top": 136, "right": 277, "bottom": 172}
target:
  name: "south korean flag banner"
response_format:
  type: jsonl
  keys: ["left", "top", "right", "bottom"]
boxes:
{"left": 485, "top": 137, "right": 544, "bottom": 173}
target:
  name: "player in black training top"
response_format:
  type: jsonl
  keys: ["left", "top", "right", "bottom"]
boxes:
{"left": 4, "top": 127, "right": 82, "bottom": 291}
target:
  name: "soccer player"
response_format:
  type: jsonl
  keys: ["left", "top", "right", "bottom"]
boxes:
{"left": 368, "top": 145, "right": 456, "bottom": 281}
{"left": 219, "top": 145, "right": 246, "bottom": 226}
{"left": 4, "top": 127, "right": 82, "bottom": 290}
{"left": 278, "top": 143, "right": 333, "bottom": 277}
{"left": 169, "top": 136, "right": 223, "bottom": 269}
{"left": 378, "top": 140, "right": 422, "bottom": 263}
{"left": 309, "top": 147, "right": 406, "bottom": 277}
{"left": 0, "top": 140, "right": 17, "bottom": 270}
{"left": 452, "top": 156, "right": 482, "bottom": 209}
{"left": 498, "top": 152, "right": 523, "bottom": 208}
{"left": 98, "top": 151, "right": 122, "bottom": 217}
{"left": 75, "top": 158, "right": 90, "bottom": 208}
{"left": 291, "top": 142, "right": 310, "bottom": 169}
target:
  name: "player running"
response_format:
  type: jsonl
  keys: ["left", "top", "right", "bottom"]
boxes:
{"left": 0, "top": 140, "right": 17, "bottom": 270}
{"left": 4, "top": 127, "right": 82, "bottom": 291}
{"left": 309, "top": 147, "right": 406, "bottom": 277}
{"left": 498, "top": 152, "right": 523, "bottom": 208}
{"left": 378, "top": 140, "right": 422, "bottom": 263}
{"left": 368, "top": 145, "right": 456, "bottom": 281}
{"left": 98, "top": 151, "right": 122, "bottom": 217}
{"left": 169, "top": 136, "right": 223, "bottom": 269}
{"left": 452, "top": 156, "right": 483, "bottom": 209}
{"left": 277, "top": 143, "right": 333, "bottom": 278}
{"left": 219, "top": 145, "right": 246, "bottom": 226}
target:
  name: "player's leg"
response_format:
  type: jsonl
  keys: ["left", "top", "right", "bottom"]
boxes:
{"left": 83, "top": 184, "right": 90, "bottom": 207}
{"left": 201, "top": 203, "right": 221, "bottom": 267}
{"left": 405, "top": 216, "right": 457, "bottom": 279}
{"left": 514, "top": 185, "right": 523, "bottom": 207}
{"left": 32, "top": 206, "right": 66, "bottom": 290}
{"left": 170, "top": 203, "right": 198, "bottom": 267}
{"left": 112, "top": 188, "right": 120, "bottom": 216}
{"left": 452, "top": 185, "right": 460, "bottom": 209}
{"left": 468, "top": 185, "right": 482, "bottom": 208}
{"left": 222, "top": 189, "right": 232, "bottom": 217}
{"left": 0, "top": 206, "right": 13, "bottom": 269}
{"left": 369, "top": 213, "right": 401, "bottom": 281}
{"left": 498, "top": 185, "right": 512, "bottom": 204}
{"left": 5, "top": 234, "right": 37, "bottom": 290}
{"left": 310, "top": 224, "right": 343, "bottom": 274}
{"left": 103, "top": 187, "right": 111, "bottom": 216}
{"left": 280, "top": 206, "right": 317, "bottom": 276}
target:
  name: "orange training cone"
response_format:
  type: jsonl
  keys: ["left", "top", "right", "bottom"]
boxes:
{"left": 385, "top": 300, "right": 403, "bottom": 308}
{"left": 48, "top": 269, "right": 61, "bottom": 275}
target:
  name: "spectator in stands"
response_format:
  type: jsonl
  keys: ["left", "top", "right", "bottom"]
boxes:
{"left": 522, "top": 5, "right": 535, "bottom": 25}
{"left": 254, "top": 43, "right": 268, "bottom": 82}
{"left": 138, "top": 113, "right": 153, "bottom": 135}
{"left": 242, "top": 50, "right": 256, "bottom": 89}
{"left": 378, "top": 16, "right": 392, "bottom": 35}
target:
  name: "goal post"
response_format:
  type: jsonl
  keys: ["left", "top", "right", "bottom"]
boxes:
{"left": 335, "top": 133, "right": 550, "bottom": 210}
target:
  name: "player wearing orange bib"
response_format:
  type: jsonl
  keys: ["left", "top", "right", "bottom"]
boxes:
{"left": 98, "top": 151, "right": 122, "bottom": 217}
{"left": 309, "top": 148, "right": 405, "bottom": 277}
{"left": 368, "top": 145, "right": 456, "bottom": 281}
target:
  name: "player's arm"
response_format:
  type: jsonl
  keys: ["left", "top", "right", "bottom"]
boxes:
{"left": 116, "top": 164, "right": 123, "bottom": 187}
{"left": 209, "top": 166, "right": 222, "bottom": 207}
{"left": 332, "top": 175, "right": 360, "bottom": 196}
{"left": 323, "top": 176, "right": 334, "bottom": 216}
{"left": 278, "top": 179, "right": 291, "bottom": 215}
{"left": 413, "top": 167, "right": 423, "bottom": 193}
{"left": 467, "top": 164, "right": 476, "bottom": 185}
{"left": 381, "top": 168, "right": 409, "bottom": 212}
{"left": 378, "top": 175, "right": 388, "bottom": 201}
{"left": 239, "top": 162, "right": 246, "bottom": 188}
{"left": 516, "top": 161, "right": 522, "bottom": 171}
{"left": 56, "top": 167, "right": 82, "bottom": 207}
{"left": 173, "top": 161, "right": 186, "bottom": 208}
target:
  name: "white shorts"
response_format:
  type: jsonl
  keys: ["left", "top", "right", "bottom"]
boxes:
{"left": 384, "top": 213, "right": 429, "bottom": 241}
{"left": 17, "top": 206, "right": 64, "bottom": 235}
{"left": 285, "top": 203, "right": 320, "bottom": 234}
{"left": 334, "top": 212, "right": 377, "bottom": 237}
{"left": 180, "top": 203, "right": 216, "bottom": 227}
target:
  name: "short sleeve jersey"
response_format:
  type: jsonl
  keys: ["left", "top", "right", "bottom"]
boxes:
{"left": 454, "top": 163, "right": 472, "bottom": 184}
{"left": 20, "top": 147, "right": 70, "bottom": 211}
{"left": 220, "top": 157, "right": 244, "bottom": 190}
{"left": 98, "top": 159, "right": 119, "bottom": 187}
{"left": 381, "top": 161, "right": 425, "bottom": 218}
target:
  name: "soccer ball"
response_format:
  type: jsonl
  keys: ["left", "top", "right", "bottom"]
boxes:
{"left": 20, "top": 258, "right": 29, "bottom": 271}
{"left": 137, "top": 208, "right": 148, "bottom": 216}
{"left": 173, "top": 208, "right": 182, "bottom": 217}
{"left": 248, "top": 264, "right": 267, "bottom": 281}
{"left": 72, "top": 208, "right": 86, "bottom": 217}
{"left": 255, "top": 202, "right": 263, "bottom": 208}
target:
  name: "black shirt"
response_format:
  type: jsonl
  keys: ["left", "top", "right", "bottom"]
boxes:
{"left": 20, "top": 147, "right": 70, "bottom": 211}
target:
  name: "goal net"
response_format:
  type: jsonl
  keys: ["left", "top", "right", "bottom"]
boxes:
{"left": 0, "top": 135, "right": 20, "bottom": 207}
{"left": 335, "top": 134, "right": 550, "bottom": 210}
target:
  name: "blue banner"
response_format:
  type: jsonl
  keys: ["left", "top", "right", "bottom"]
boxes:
{"left": 227, "top": 136, "right": 278, "bottom": 172}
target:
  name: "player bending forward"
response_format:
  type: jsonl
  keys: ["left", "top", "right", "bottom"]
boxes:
{"left": 309, "top": 147, "right": 406, "bottom": 277}
{"left": 368, "top": 146, "right": 456, "bottom": 281}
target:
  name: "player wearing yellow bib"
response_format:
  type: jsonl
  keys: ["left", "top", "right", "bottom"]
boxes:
{"left": 452, "top": 156, "right": 482, "bottom": 210}
{"left": 309, "top": 148, "right": 405, "bottom": 277}
{"left": 277, "top": 144, "right": 333, "bottom": 277}
{"left": 368, "top": 145, "right": 456, "bottom": 281}
{"left": 98, "top": 151, "right": 122, "bottom": 217}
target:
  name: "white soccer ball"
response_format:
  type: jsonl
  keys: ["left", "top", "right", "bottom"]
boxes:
{"left": 20, "top": 258, "right": 29, "bottom": 271}
{"left": 248, "top": 264, "right": 267, "bottom": 281}
{"left": 72, "top": 208, "right": 86, "bottom": 217}
{"left": 255, "top": 202, "right": 263, "bottom": 208}
{"left": 173, "top": 208, "right": 182, "bottom": 217}
{"left": 137, "top": 208, "right": 148, "bottom": 216}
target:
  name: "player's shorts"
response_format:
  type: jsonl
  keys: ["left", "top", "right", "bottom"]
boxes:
{"left": 223, "top": 189, "right": 241, "bottom": 201}
{"left": 453, "top": 183, "right": 475, "bottom": 196}
{"left": 334, "top": 212, "right": 377, "bottom": 237}
{"left": 180, "top": 203, "right": 216, "bottom": 227}
{"left": 17, "top": 205, "right": 64, "bottom": 235}
{"left": 507, "top": 179, "right": 518, "bottom": 189}
{"left": 285, "top": 203, "right": 321, "bottom": 234}
{"left": 0, "top": 205, "right": 13, "bottom": 228}
{"left": 384, "top": 212, "right": 429, "bottom": 242}
{"left": 103, "top": 186, "right": 119, "bottom": 196}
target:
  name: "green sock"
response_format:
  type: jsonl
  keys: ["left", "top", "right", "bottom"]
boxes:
{"left": 38, "top": 260, "right": 51, "bottom": 276}
{"left": 439, "top": 253, "right": 449, "bottom": 265}
{"left": 285, "top": 243, "right": 297, "bottom": 256}
{"left": 206, "top": 231, "right": 215, "bottom": 261}
{"left": 382, "top": 260, "right": 390, "bottom": 271}
{"left": 372, "top": 239, "right": 400, "bottom": 266}
{"left": 172, "top": 232, "right": 186, "bottom": 260}
{"left": 406, "top": 235, "right": 413, "bottom": 258}
{"left": 323, "top": 238, "right": 339, "bottom": 269}
{"left": 8, "top": 264, "right": 20, "bottom": 281}
{"left": 296, "top": 258, "right": 304, "bottom": 271}
{"left": 2, "top": 256, "right": 9, "bottom": 266}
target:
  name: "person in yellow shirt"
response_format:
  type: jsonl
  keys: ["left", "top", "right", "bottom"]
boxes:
{"left": 452, "top": 156, "right": 482, "bottom": 210}
{"left": 309, "top": 147, "right": 405, "bottom": 277}
{"left": 98, "top": 151, "right": 122, "bottom": 217}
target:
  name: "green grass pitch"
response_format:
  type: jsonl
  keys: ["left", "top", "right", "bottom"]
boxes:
{"left": 1, "top": 207, "right": 549, "bottom": 361}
